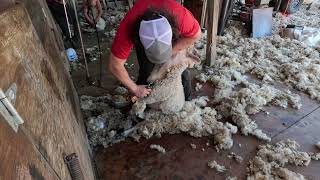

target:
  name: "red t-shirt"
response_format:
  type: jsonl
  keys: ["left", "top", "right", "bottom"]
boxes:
{"left": 111, "top": 0, "right": 200, "bottom": 60}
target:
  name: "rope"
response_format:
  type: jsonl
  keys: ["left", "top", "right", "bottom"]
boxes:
{"left": 70, "top": 0, "right": 92, "bottom": 82}
{"left": 62, "top": 0, "right": 72, "bottom": 39}
{"left": 89, "top": 5, "right": 103, "bottom": 87}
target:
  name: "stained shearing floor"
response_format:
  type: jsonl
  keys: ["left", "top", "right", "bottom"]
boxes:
{"left": 70, "top": 12, "right": 320, "bottom": 180}
{"left": 91, "top": 79, "right": 320, "bottom": 180}
{"left": 70, "top": 40, "right": 320, "bottom": 180}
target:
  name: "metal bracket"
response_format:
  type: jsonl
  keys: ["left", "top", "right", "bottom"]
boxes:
{"left": 0, "top": 84, "right": 24, "bottom": 132}
{"left": 5, "top": 83, "right": 17, "bottom": 105}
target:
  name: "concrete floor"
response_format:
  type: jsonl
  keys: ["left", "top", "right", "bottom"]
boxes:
{"left": 93, "top": 81, "right": 320, "bottom": 180}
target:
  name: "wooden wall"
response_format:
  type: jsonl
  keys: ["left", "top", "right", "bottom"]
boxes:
{"left": 183, "top": 0, "right": 204, "bottom": 24}
{"left": 0, "top": 2, "right": 95, "bottom": 180}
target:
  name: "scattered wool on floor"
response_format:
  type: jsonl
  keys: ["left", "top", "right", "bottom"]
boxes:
{"left": 247, "top": 139, "right": 312, "bottom": 180}
{"left": 195, "top": 3, "right": 320, "bottom": 141}
{"left": 309, "top": 152, "right": 320, "bottom": 160}
{"left": 150, "top": 144, "right": 166, "bottom": 154}
{"left": 195, "top": 83, "right": 203, "bottom": 91}
{"left": 80, "top": 94, "right": 132, "bottom": 148}
{"left": 69, "top": 61, "right": 85, "bottom": 72}
{"left": 279, "top": 0, "right": 320, "bottom": 29}
{"left": 190, "top": 143, "right": 197, "bottom": 149}
{"left": 208, "top": 160, "right": 227, "bottom": 173}
{"left": 228, "top": 152, "right": 244, "bottom": 164}
{"left": 226, "top": 176, "right": 237, "bottom": 180}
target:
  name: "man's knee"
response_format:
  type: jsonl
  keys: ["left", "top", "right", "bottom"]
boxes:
{"left": 182, "top": 69, "right": 191, "bottom": 81}
{"left": 182, "top": 69, "right": 192, "bottom": 101}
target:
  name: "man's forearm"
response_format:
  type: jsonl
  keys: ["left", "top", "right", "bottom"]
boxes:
{"left": 108, "top": 55, "right": 137, "bottom": 93}
{"left": 84, "top": 9, "right": 94, "bottom": 25}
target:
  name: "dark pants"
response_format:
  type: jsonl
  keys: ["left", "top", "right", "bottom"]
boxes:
{"left": 47, "top": 1, "right": 79, "bottom": 48}
{"left": 135, "top": 47, "right": 192, "bottom": 101}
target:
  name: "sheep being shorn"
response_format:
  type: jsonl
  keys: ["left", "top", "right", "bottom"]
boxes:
{"left": 132, "top": 48, "right": 200, "bottom": 117}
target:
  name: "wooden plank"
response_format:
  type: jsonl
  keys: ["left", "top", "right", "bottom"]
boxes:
{"left": 0, "top": 5, "right": 95, "bottom": 180}
{"left": 0, "top": 120, "right": 59, "bottom": 179}
{"left": 128, "top": 0, "right": 133, "bottom": 9}
{"left": 183, "top": 0, "right": 203, "bottom": 23}
{"left": 200, "top": 0, "right": 207, "bottom": 29}
{"left": 205, "top": 0, "right": 220, "bottom": 66}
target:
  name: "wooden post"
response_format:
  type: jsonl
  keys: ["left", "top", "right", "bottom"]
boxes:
{"left": 128, "top": 0, "right": 133, "bottom": 9}
{"left": 200, "top": 0, "right": 207, "bottom": 29}
{"left": 205, "top": 0, "right": 220, "bottom": 66}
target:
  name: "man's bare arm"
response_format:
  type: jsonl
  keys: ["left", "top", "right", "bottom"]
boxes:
{"left": 83, "top": 4, "right": 94, "bottom": 25}
{"left": 95, "top": 0, "right": 103, "bottom": 20}
{"left": 108, "top": 53, "right": 151, "bottom": 98}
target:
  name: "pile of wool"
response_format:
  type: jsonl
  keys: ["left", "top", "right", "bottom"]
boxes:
{"left": 280, "top": 0, "right": 320, "bottom": 29}
{"left": 198, "top": 66, "right": 301, "bottom": 141}
{"left": 131, "top": 97, "right": 238, "bottom": 150}
{"left": 247, "top": 139, "right": 312, "bottom": 180}
{"left": 195, "top": 6, "right": 320, "bottom": 140}
{"left": 309, "top": 152, "right": 320, "bottom": 160}
{"left": 80, "top": 95, "right": 132, "bottom": 147}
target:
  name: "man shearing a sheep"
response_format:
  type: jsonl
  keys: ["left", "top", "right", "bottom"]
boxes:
{"left": 108, "top": 0, "right": 201, "bottom": 102}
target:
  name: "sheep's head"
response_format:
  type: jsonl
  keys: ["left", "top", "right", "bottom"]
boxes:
{"left": 147, "top": 47, "right": 201, "bottom": 83}
{"left": 185, "top": 46, "right": 201, "bottom": 68}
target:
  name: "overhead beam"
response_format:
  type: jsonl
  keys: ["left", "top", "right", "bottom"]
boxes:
{"left": 205, "top": 0, "right": 220, "bottom": 66}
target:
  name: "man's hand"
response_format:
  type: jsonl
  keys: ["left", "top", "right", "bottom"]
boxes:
{"left": 109, "top": 53, "right": 152, "bottom": 101}
{"left": 132, "top": 85, "right": 151, "bottom": 98}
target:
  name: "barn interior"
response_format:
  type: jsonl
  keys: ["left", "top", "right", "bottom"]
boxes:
{"left": 1, "top": 0, "right": 320, "bottom": 179}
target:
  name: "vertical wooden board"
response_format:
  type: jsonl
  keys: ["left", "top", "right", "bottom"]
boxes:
{"left": 205, "top": 0, "right": 220, "bottom": 66}
{"left": 200, "top": 0, "right": 207, "bottom": 29}
{"left": 183, "top": 0, "right": 203, "bottom": 23}
{"left": 0, "top": 5, "right": 95, "bottom": 180}
{"left": 128, "top": 0, "right": 133, "bottom": 8}
{"left": 0, "top": 120, "right": 59, "bottom": 180}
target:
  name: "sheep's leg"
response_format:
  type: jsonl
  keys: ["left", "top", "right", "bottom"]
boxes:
{"left": 141, "top": 82, "right": 177, "bottom": 104}
{"left": 159, "top": 82, "right": 185, "bottom": 113}
{"left": 132, "top": 84, "right": 172, "bottom": 117}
